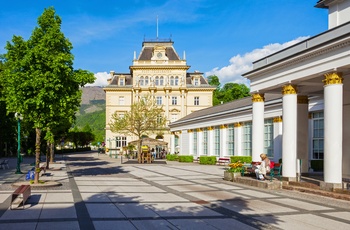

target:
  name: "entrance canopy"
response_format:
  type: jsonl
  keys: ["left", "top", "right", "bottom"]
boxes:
{"left": 129, "top": 137, "right": 168, "bottom": 147}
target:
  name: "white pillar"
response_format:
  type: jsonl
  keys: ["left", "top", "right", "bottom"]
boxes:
{"left": 234, "top": 123, "right": 242, "bottom": 156}
{"left": 197, "top": 129, "right": 203, "bottom": 157}
{"left": 282, "top": 85, "right": 297, "bottom": 180}
{"left": 220, "top": 125, "right": 227, "bottom": 157}
{"left": 297, "top": 96, "right": 309, "bottom": 173}
{"left": 273, "top": 117, "right": 283, "bottom": 163}
{"left": 188, "top": 130, "right": 193, "bottom": 155}
{"left": 208, "top": 127, "right": 214, "bottom": 156}
{"left": 323, "top": 72, "right": 343, "bottom": 186}
{"left": 170, "top": 132, "right": 176, "bottom": 154}
{"left": 252, "top": 93, "right": 265, "bottom": 162}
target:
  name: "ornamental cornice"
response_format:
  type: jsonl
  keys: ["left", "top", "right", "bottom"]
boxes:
{"left": 251, "top": 93, "right": 265, "bottom": 102}
{"left": 273, "top": 116, "right": 283, "bottom": 123}
{"left": 234, "top": 122, "right": 242, "bottom": 127}
{"left": 282, "top": 84, "right": 297, "bottom": 95}
{"left": 323, "top": 72, "right": 343, "bottom": 85}
{"left": 103, "top": 88, "right": 133, "bottom": 92}
{"left": 130, "top": 66, "right": 190, "bottom": 70}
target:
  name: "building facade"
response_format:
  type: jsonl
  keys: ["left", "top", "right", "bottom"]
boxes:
{"left": 169, "top": 0, "right": 350, "bottom": 190}
{"left": 104, "top": 40, "right": 215, "bottom": 152}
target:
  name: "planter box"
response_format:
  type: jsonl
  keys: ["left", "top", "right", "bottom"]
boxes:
{"left": 224, "top": 171, "right": 241, "bottom": 181}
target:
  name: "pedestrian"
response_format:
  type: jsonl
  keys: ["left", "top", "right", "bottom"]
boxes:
{"left": 255, "top": 153, "right": 270, "bottom": 180}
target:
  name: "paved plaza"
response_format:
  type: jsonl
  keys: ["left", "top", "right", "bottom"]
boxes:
{"left": 0, "top": 152, "right": 350, "bottom": 230}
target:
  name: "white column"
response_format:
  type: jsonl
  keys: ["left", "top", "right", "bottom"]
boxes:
{"left": 208, "top": 127, "right": 214, "bottom": 156}
{"left": 282, "top": 85, "right": 297, "bottom": 180}
{"left": 220, "top": 125, "right": 227, "bottom": 157}
{"left": 323, "top": 72, "right": 343, "bottom": 185}
{"left": 297, "top": 96, "right": 309, "bottom": 173}
{"left": 252, "top": 93, "right": 265, "bottom": 162}
{"left": 234, "top": 123, "right": 242, "bottom": 156}
{"left": 273, "top": 117, "right": 283, "bottom": 163}
{"left": 188, "top": 130, "right": 193, "bottom": 155}
{"left": 170, "top": 132, "right": 176, "bottom": 154}
{"left": 197, "top": 129, "right": 203, "bottom": 157}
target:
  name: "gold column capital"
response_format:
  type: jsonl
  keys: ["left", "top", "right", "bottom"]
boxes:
{"left": 220, "top": 124, "right": 228, "bottom": 129}
{"left": 234, "top": 122, "right": 242, "bottom": 127}
{"left": 273, "top": 116, "right": 283, "bottom": 123}
{"left": 188, "top": 129, "right": 193, "bottom": 133}
{"left": 297, "top": 95, "right": 309, "bottom": 104}
{"left": 207, "top": 126, "right": 213, "bottom": 131}
{"left": 196, "top": 128, "right": 202, "bottom": 132}
{"left": 282, "top": 84, "right": 297, "bottom": 95}
{"left": 323, "top": 72, "right": 343, "bottom": 85}
{"left": 251, "top": 93, "right": 265, "bottom": 102}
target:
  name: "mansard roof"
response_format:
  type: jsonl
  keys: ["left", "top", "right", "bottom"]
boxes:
{"left": 138, "top": 40, "right": 180, "bottom": 60}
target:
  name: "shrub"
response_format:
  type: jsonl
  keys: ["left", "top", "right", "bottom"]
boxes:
{"left": 166, "top": 154, "right": 178, "bottom": 161}
{"left": 230, "top": 156, "right": 252, "bottom": 163}
{"left": 199, "top": 156, "right": 217, "bottom": 165}
{"left": 310, "top": 160, "right": 323, "bottom": 171}
{"left": 178, "top": 155, "right": 194, "bottom": 162}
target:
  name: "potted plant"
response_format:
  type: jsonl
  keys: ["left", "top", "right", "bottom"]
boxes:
{"left": 224, "top": 161, "right": 243, "bottom": 181}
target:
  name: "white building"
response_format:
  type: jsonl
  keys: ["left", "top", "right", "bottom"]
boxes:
{"left": 169, "top": 0, "right": 350, "bottom": 190}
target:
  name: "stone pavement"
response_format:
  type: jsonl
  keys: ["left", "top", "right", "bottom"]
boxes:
{"left": 0, "top": 152, "right": 349, "bottom": 230}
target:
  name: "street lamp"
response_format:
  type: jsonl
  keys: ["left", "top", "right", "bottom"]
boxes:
{"left": 15, "top": 113, "right": 23, "bottom": 174}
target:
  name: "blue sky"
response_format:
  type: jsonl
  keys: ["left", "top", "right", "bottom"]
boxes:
{"left": 0, "top": 0, "right": 328, "bottom": 87}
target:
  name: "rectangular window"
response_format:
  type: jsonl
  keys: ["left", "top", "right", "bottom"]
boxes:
{"left": 194, "top": 78, "right": 199, "bottom": 86}
{"left": 119, "top": 96, "right": 125, "bottom": 105}
{"left": 119, "top": 78, "right": 124, "bottom": 86}
{"left": 214, "top": 126, "right": 220, "bottom": 156}
{"left": 203, "top": 128, "right": 208, "bottom": 155}
{"left": 156, "top": 96, "right": 162, "bottom": 105}
{"left": 264, "top": 119, "right": 274, "bottom": 158}
{"left": 194, "top": 96, "right": 199, "bottom": 105}
{"left": 171, "top": 113, "right": 178, "bottom": 122}
{"left": 313, "top": 112, "right": 324, "bottom": 159}
{"left": 227, "top": 124, "right": 234, "bottom": 156}
{"left": 116, "top": 136, "right": 127, "bottom": 148}
{"left": 172, "top": 96, "right": 177, "bottom": 105}
{"left": 242, "top": 122, "right": 252, "bottom": 156}
{"left": 193, "top": 130, "right": 197, "bottom": 155}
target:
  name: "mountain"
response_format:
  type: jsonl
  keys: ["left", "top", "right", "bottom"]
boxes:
{"left": 76, "top": 86, "right": 106, "bottom": 144}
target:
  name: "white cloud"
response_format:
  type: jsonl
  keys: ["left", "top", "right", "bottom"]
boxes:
{"left": 85, "top": 72, "right": 110, "bottom": 87}
{"left": 205, "top": 36, "right": 310, "bottom": 86}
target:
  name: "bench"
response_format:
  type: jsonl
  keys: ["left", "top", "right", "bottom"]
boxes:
{"left": 217, "top": 158, "right": 230, "bottom": 165}
{"left": 0, "top": 159, "right": 9, "bottom": 169}
{"left": 11, "top": 185, "right": 31, "bottom": 209}
{"left": 268, "top": 163, "right": 282, "bottom": 182}
{"left": 193, "top": 157, "right": 200, "bottom": 163}
{"left": 241, "top": 162, "right": 261, "bottom": 176}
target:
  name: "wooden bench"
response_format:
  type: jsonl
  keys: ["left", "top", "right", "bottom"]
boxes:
{"left": 217, "top": 157, "right": 230, "bottom": 165}
{"left": 268, "top": 163, "right": 282, "bottom": 181}
{"left": 11, "top": 185, "right": 31, "bottom": 209}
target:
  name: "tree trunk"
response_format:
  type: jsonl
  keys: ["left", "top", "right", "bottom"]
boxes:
{"left": 45, "top": 141, "right": 50, "bottom": 170}
{"left": 34, "top": 128, "right": 41, "bottom": 184}
{"left": 50, "top": 141, "right": 54, "bottom": 164}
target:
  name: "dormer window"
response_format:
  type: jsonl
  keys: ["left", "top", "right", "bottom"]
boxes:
{"left": 119, "top": 78, "right": 125, "bottom": 86}
{"left": 193, "top": 78, "right": 200, "bottom": 86}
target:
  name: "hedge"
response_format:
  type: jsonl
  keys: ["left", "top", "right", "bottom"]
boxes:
{"left": 199, "top": 156, "right": 217, "bottom": 165}
{"left": 166, "top": 154, "right": 178, "bottom": 161}
{"left": 230, "top": 156, "right": 252, "bottom": 163}
{"left": 178, "top": 155, "right": 194, "bottom": 162}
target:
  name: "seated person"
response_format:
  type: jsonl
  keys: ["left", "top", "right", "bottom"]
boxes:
{"left": 255, "top": 153, "right": 270, "bottom": 180}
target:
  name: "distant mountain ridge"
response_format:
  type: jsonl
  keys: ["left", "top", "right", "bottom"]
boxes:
{"left": 81, "top": 86, "right": 106, "bottom": 105}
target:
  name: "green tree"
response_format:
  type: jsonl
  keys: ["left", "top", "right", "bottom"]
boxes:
{"left": 109, "top": 94, "right": 167, "bottom": 162}
{"left": 1, "top": 7, "right": 94, "bottom": 183}
{"left": 207, "top": 75, "right": 250, "bottom": 105}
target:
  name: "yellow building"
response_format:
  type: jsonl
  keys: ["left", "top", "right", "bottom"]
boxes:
{"left": 104, "top": 39, "right": 215, "bottom": 153}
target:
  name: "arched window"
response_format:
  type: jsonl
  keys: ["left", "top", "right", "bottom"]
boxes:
{"left": 175, "top": 76, "right": 179, "bottom": 86}
{"left": 170, "top": 76, "right": 174, "bottom": 86}
{"left": 160, "top": 76, "right": 164, "bottom": 85}
{"left": 145, "top": 76, "right": 149, "bottom": 85}
{"left": 139, "top": 76, "right": 144, "bottom": 86}
{"left": 155, "top": 76, "right": 159, "bottom": 86}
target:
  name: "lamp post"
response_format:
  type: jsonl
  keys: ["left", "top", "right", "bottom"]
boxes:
{"left": 15, "top": 113, "right": 23, "bottom": 174}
